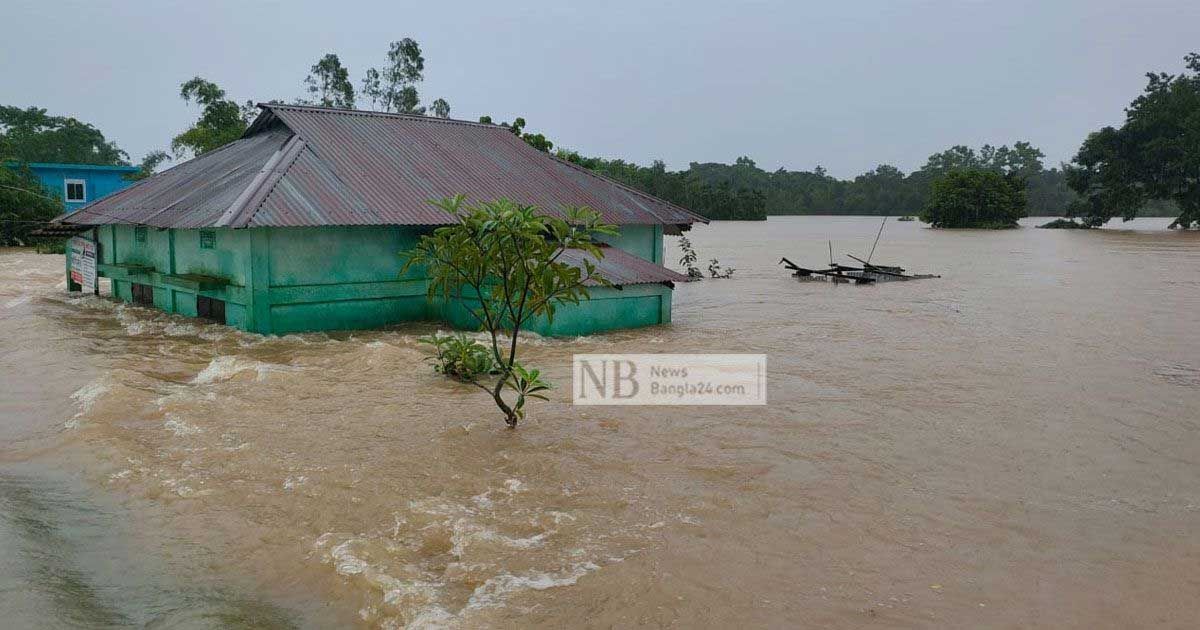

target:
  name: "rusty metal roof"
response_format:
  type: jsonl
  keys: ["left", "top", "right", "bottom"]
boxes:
{"left": 560, "top": 245, "right": 692, "bottom": 287}
{"left": 58, "top": 104, "right": 706, "bottom": 229}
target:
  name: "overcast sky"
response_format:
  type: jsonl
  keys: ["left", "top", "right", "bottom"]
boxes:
{"left": 3, "top": 0, "right": 1198, "bottom": 178}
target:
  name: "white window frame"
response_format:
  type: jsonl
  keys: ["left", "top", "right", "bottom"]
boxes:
{"left": 64, "top": 179, "right": 87, "bottom": 203}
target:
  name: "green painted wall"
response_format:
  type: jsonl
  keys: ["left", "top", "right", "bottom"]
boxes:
{"left": 81, "top": 223, "right": 673, "bottom": 336}
{"left": 97, "top": 224, "right": 253, "bottom": 331}
{"left": 263, "top": 225, "right": 432, "bottom": 334}
{"left": 439, "top": 283, "right": 671, "bottom": 337}
{"left": 599, "top": 224, "right": 662, "bottom": 263}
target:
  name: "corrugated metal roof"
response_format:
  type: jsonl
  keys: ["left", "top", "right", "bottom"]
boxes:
{"left": 560, "top": 245, "right": 692, "bottom": 286}
{"left": 55, "top": 129, "right": 293, "bottom": 228}
{"left": 58, "top": 104, "right": 706, "bottom": 229}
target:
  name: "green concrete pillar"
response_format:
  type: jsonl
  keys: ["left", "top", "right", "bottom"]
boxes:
{"left": 245, "top": 228, "right": 273, "bottom": 334}
{"left": 653, "top": 225, "right": 664, "bottom": 264}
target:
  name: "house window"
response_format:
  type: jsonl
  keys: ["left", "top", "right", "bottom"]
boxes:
{"left": 135, "top": 226, "right": 147, "bottom": 243}
{"left": 196, "top": 296, "right": 226, "bottom": 324}
{"left": 65, "top": 179, "right": 86, "bottom": 203}
{"left": 130, "top": 282, "right": 154, "bottom": 306}
{"left": 199, "top": 230, "right": 215, "bottom": 249}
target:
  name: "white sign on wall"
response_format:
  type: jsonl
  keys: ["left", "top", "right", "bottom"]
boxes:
{"left": 69, "top": 236, "right": 97, "bottom": 292}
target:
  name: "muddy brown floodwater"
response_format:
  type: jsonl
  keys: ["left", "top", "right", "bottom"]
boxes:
{"left": 2, "top": 216, "right": 1199, "bottom": 629}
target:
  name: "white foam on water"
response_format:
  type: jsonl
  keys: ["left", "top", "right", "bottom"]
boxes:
{"left": 71, "top": 378, "right": 110, "bottom": 413}
{"left": 471, "top": 490, "right": 494, "bottom": 510}
{"left": 163, "top": 322, "right": 199, "bottom": 336}
{"left": 115, "top": 304, "right": 158, "bottom": 335}
{"left": 547, "top": 511, "right": 577, "bottom": 525}
{"left": 163, "top": 413, "right": 202, "bottom": 437}
{"left": 374, "top": 574, "right": 441, "bottom": 609}
{"left": 325, "top": 536, "right": 448, "bottom": 623}
{"left": 154, "top": 388, "right": 217, "bottom": 410}
{"left": 449, "top": 520, "right": 550, "bottom": 558}
{"left": 464, "top": 562, "right": 599, "bottom": 611}
{"left": 66, "top": 377, "right": 111, "bottom": 427}
{"left": 161, "top": 477, "right": 213, "bottom": 498}
{"left": 62, "top": 294, "right": 115, "bottom": 310}
{"left": 199, "top": 328, "right": 230, "bottom": 342}
{"left": 4, "top": 295, "right": 31, "bottom": 308}
{"left": 403, "top": 606, "right": 456, "bottom": 629}
{"left": 191, "top": 356, "right": 299, "bottom": 384}
{"left": 330, "top": 540, "right": 370, "bottom": 575}
{"left": 108, "top": 469, "right": 132, "bottom": 482}
{"left": 283, "top": 475, "right": 308, "bottom": 491}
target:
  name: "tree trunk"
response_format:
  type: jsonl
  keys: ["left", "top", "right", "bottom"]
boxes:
{"left": 491, "top": 379, "right": 518, "bottom": 428}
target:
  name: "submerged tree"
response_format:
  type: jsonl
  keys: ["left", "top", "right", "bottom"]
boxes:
{"left": 171, "top": 77, "right": 253, "bottom": 157}
{"left": 302, "top": 53, "right": 355, "bottom": 109}
{"left": 1066, "top": 52, "right": 1200, "bottom": 229}
{"left": 677, "top": 236, "right": 703, "bottom": 279}
{"left": 920, "top": 169, "right": 1027, "bottom": 229}
{"left": 404, "top": 196, "right": 616, "bottom": 428}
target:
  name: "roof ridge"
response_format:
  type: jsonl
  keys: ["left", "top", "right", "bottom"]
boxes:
{"left": 216, "top": 134, "right": 307, "bottom": 227}
{"left": 260, "top": 103, "right": 504, "bottom": 130}
{"left": 253, "top": 109, "right": 389, "bottom": 227}
{"left": 263, "top": 103, "right": 706, "bottom": 226}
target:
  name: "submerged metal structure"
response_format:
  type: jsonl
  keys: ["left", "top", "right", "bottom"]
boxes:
{"left": 779, "top": 217, "right": 940, "bottom": 284}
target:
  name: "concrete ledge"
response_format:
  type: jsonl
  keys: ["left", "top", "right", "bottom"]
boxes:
{"left": 268, "top": 280, "right": 428, "bottom": 305}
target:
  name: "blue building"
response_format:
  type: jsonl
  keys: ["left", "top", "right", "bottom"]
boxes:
{"left": 22, "top": 162, "right": 139, "bottom": 212}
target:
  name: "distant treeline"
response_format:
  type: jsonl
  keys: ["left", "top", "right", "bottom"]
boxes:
{"left": 556, "top": 152, "right": 767, "bottom": 220}
{"left": 556, "top": 144, "right": 1177, "bottom": 220}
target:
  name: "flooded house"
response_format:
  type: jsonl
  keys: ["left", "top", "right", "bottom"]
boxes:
{"left": 4, "top": 161, "right": 138, "bottom": 212}
{"left": 53, "top": 104, "right": 704, "bottom": 335}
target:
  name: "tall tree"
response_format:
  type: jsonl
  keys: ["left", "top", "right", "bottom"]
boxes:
{"left": 303, "top": 54, "right": 355, "bottom": 109}
{"left": 0, "top": 106, "right": 129, "bottom": 165}
{"left": 366, "top": 39, "right": 426, "bottom": 114}
{"left": 1066, "top": 52, "right": 1200, "bottom": 229}
{"left": 361, "top": 68, "right": 382, "bottom": 110}
{"left": 171, "top": 77, "right": 253, "bottom": 157}
{"left": 991, "top": 141, "right": 1045, "bottom": 178}
{"left": 920, "top": 145, "right": 981, "bottom": 175}
{"left": 430, "top": 97, "right": 451, "bottom": 119}
{"left": 126, "top": 150, "right": 171, "bottom": 181}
